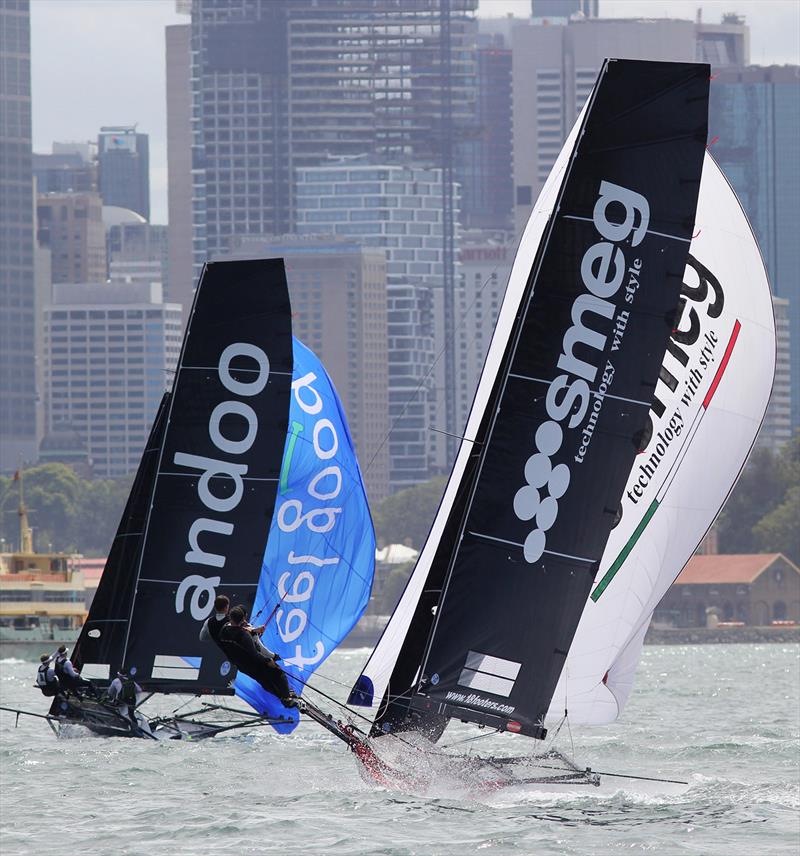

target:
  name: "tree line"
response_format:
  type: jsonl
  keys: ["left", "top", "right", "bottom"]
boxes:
{"left": 1, "top": 434, "right": 796, "bottom": 568}
{"left": 0, "top": 464, "right": 132, "bottom": 556}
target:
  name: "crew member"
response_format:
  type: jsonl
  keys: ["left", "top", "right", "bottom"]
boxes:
{"left": 35, "top": 654, "right": 59, "bottom": 697}
{"left": 217, "top": 606, "right": 298, "bottom": 708}
{"left": 199, "top": 594, "right": 231, "bottom": 645}
{"left": 107, "top": 669, "right": 142, "bottom": 729}
{"left": 53, "top": 645, "right": 95, "bottom": 696}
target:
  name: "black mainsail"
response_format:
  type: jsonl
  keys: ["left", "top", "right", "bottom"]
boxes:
{"left": 73, "top": 259, "right": 293, "bottom": 695}
{"left": 352, "top": 60, "right": 711, "bottom": 741}
{"left": 72, "top": 392, "right": 170, "bottom": 674}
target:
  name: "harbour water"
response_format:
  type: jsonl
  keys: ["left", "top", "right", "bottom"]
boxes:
{"left": 1, "top": 643, "right": 798, "bottom": 855}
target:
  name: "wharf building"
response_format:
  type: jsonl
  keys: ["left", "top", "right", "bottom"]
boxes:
{"left": 43, "top": 282, "right": 181, "bottom": 478}
{"left": 0, "top": 0, "right": 36, "bottom": 472}
{"left": 97, "top": 126, "right": 150, "bottom": 222}
{"left": 295, "top": 163, "right": 454, "bottom": 491}
{"left": 654, "top": 553, "right": 800, "bottom": 627}
{"left": 36, "top": 192, "right": 107, "bottom": 286}
{"left": 225, "top": 235, "right": 390, "bottom": 502}
{"left": 710, "top": 65, "right": 800, "bottom": 436}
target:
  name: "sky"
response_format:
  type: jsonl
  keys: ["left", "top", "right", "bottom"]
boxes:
{"left": 30, "top": 0, "right": 800, "bottom": 225}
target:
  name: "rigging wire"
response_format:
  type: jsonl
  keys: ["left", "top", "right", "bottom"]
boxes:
{"left": 440, "top": 727, "right": 501, "bottom": 750}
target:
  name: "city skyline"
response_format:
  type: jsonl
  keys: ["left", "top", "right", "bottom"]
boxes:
{"left": 30, "top": 0, "right": 800, "bottom": 225}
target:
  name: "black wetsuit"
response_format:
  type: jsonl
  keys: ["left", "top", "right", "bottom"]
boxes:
{"left": 205, "top": 613, "right": 228, "bottom": 645}
{"left": 218, "top": 623, "right": 291, "bottom": 702}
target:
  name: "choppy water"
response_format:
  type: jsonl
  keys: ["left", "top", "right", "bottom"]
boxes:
{"left": 1, "top": 644, "right": 798, "bottom": 855}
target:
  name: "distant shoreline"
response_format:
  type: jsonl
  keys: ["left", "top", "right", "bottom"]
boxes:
{"left": 644, "top": 625, "right": 800, "bottom": 645}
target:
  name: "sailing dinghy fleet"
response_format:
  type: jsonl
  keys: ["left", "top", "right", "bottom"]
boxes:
{"left": 5, "top": 59, "right": 775, "bottom": 791}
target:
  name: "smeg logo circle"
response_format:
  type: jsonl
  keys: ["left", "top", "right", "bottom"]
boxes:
{"left": 513, "top": 420, "right": 571, "bottom": 562}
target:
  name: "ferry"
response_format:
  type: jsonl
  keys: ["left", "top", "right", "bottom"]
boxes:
{"left": 0, "top": 474, "right": 86, "bottom": 660}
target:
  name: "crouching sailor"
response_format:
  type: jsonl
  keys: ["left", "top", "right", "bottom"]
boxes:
{"left": 216, "top": 606, "right": 298, "bottom": 708}
{"left": 107, "top": 669, "right": 142, "bottom": 730}
{"left": 53, "top": 645, "right": 96, "bottom": 696}
{"left": 36, "top": 654, "right": 59, "bottom": 697}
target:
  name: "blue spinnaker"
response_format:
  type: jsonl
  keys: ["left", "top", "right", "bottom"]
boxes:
{"left": 234, "top": 338, "right": 376, "bottom": 731}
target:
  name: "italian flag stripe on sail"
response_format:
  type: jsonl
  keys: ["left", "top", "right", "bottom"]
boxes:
{"left": 591, "top": 319, "right": 742, "bottom": 602}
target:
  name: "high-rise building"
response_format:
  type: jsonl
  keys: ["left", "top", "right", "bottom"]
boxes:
{"left": 97, "top": 126, "right": 150, "bottom": 221}
{"left": 226, "top": 235, "right": 390, "bottom": 502}
{"left": 37, "top": 192, "right": 106, "bottom": 285}
{"left": 757, "top": 296, "right": 792, "bottom": 453}
{"left": 710, "top": 65, "right": 800, "bottom": 435}
{"left": 510, "top": 15, "right": 749, "bottom": 234}
{"left": 186, "top": 0, "right": 476, "bottom": 276}
{"left": 33, "top": 150, "right": 97, "bottom": 194}
{"left": 165, "top": 22, "right": 194, "bottom": 324}
{"left": 44, "top": 282, "right": 182, "bottom": 478}
{"left": 386, "top": 281, "right": 436, "bottom": 488}
{"left": 532, "top": 0, "right": 598, "bottom": 18}
{"left": 695, "top": 13, "right": 750, "bottom": 67}
{"left": 0, "top": 0, "right": 37, "bottom": 471}
{"left": 452, "top": 235, "right": 513, "bottom": 433}
{"left": 460, "top": 33, "right": 513, "bottom": 231}
{"left": 295, "top": 162, "right": 455, "bottom": 490}
{"left": 107, "top": 221, "right": 169, "bottom": 295}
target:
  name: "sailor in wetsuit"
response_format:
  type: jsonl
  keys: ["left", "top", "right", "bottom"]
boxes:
{"left": 53, "top": 645, "right": 96, "bottom": 696}
{"left": 216, "top": 606, "right": 298, "bottom": 707}
{"left": 198, "top": 594, "right": 231, "bottom": 646}
{"left": 106, "top": 670, "right": 142, "bottom": 729}
{"left": 35, "top": 653, "right": 59, "bottom": 697}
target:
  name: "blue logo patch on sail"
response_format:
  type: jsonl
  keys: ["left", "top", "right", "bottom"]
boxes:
{"left": 234, "top": 338, "right": 375, "bottom": 731}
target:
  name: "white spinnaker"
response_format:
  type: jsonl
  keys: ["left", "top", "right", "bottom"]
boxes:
{"left": 355, "top": 105, "right": 590, "bottom": 716}
{"left": 547, "top": 152, "right": 776, "bottom": 725}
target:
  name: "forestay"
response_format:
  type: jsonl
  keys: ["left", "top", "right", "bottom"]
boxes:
{"left": 546, "top": 152, "right": 776, "bottom": 724}
{"left": 234, "top": 338, "right": 375, "bottom": 730}
{"left": 352, "top": 60, "right": 710, "bottom": 741}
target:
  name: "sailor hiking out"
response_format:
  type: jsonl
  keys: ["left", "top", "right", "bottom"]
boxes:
{"left": 35, "top": 654, "right": 59, "bottom": 697}
{"left": 205, "top": 604, "right": 298, "bottom": 708}
{"left": 199, "top": 594, "right": 231, "bottom": 645}
{"left": 53, "top": 645, "right": 96, "bottom": 696}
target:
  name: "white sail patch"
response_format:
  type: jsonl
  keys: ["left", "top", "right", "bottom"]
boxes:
{"left": 458, "top": 651, "right": 521, "bottom": 698}
{"left": 80, "top": 663, "right": 110, "bottom": 680}
{"left": 151, "top": 655, "right": 200, "bottom": 681}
